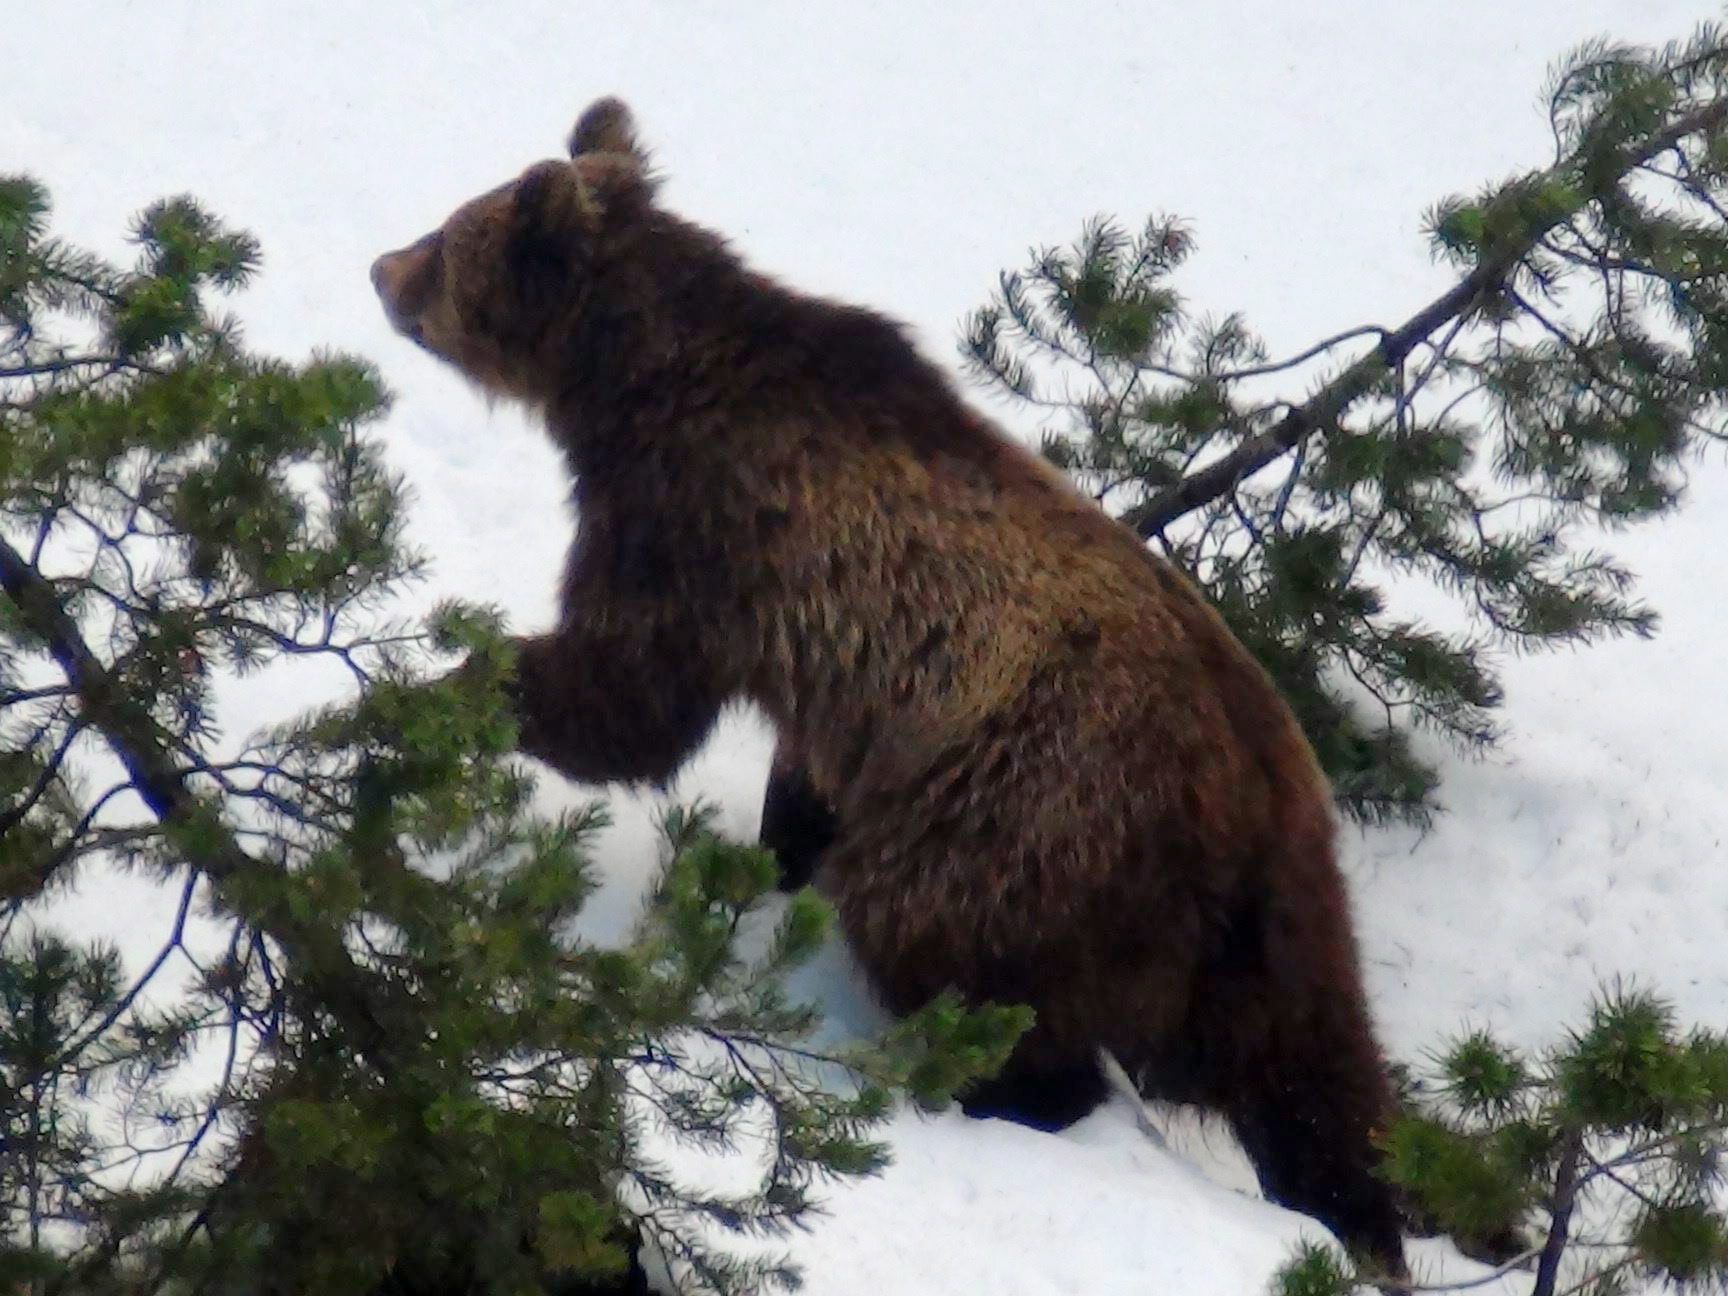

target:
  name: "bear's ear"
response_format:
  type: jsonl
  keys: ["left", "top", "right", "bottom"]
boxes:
{"left": 568, "top": 97, "right": 646, "bottom": 163}
{"left": 515, "top": 159, "right": 599, "bottom": 235}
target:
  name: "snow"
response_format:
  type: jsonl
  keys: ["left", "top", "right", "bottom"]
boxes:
{"left": 739, "top": 1105, "right": 1313, "bottom": 1296}
{"left": 6, "top": 1, "right": 1727, "bottom": 1292}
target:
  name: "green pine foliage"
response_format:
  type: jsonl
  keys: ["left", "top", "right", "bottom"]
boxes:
{"left": 964, "top": 25, "right": 1728, "bottom": 825}
{"left": 0, "top": 179, "right": 1026, "bottom": 1294}
{"left": 1269, "top": 984, "right": 1728, "bottom": 1296}
{"left": 0, "top": 931, "right": 189, "bottom": 1289}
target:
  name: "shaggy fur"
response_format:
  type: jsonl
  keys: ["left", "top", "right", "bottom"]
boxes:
{"left": 372, "top": 98, "right": 1407, "bottom": 1276}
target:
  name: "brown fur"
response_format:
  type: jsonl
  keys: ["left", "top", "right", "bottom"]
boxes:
{"left": 372, "top": 101, "right": 1407, "bottom": 1277}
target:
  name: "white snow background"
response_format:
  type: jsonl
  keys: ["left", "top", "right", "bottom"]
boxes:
{"left": 6, "top": 2, "right": 1728, "bottom": 1292}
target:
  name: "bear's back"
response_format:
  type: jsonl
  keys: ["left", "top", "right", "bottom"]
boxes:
{"left": 735, "top": 352, "right": 1326, "bottom": 872}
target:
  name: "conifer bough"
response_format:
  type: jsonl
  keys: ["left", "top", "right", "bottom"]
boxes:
{"left": 0, "top": 530, "right": 395, "bottom": 1063}
{"left": 1125, "top": 93, "right": 1728, "bottom": 539}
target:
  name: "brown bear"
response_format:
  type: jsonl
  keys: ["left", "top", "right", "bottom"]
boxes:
{"left": 372, "top": 98, "right": 1408, "bottom": 1279}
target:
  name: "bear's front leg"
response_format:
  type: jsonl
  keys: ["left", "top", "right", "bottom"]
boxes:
{"left": 507, "top": 626, "right": 727, "bottom": 787}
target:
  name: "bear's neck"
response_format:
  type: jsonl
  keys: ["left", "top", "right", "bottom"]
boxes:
{"left": 548, "top": 249, "right": 951, "bottom": 482}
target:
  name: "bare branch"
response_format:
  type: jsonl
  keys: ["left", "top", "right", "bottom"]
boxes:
{"left": 1533, "top": 1129, "right": 1586, "bottom": 1296}
{"left": 0, "top": 714, "right": 84, "bottom": 836}
{"left": 1213, "top": 323, "right": 1389, "bottom": 384}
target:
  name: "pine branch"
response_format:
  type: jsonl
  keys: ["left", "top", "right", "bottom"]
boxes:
{"left": 1531, "top": 1129, "right": 1585, "bottom": 1296}
{"left": 1400, "top": 1246, "right": 1543, "bottom": 1292}
{"left": 0, "top": 354, "right": 154, "bottom": 380}
{"left": 0, "top": 530, "right": 394, "bottom": 1062}
{"left": 1126, "top": 95, "right": 1728, "bottom": 539}
{"left": 0, "top": 714, "right": 82, "bottom": 836}
{"left": 1213, "top": 323, "right": 1390, "bottom": 383}
{"left": 44, "top": 875, "right": 200, "bottom": 1087}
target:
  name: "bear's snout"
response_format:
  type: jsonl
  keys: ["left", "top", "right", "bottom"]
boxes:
{"left": 370, "top": 233, "right": 443, "bottom": 342}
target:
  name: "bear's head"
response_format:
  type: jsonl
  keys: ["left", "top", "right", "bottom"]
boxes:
{"left": 370, "top": 97, "right": 657, "bottom": 402}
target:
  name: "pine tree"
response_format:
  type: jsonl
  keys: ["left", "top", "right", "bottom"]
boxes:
{"left": 1, "top": 931, "right": 183, "bottom": 1288}
{"left": 1271, "top": 983, "right": 1728, "bottom": 1296}
{"left": 0, "top": 178, "right": 1026, "bottom": 1294}
{"left": 965, "top": 25, "right": 1728, "bottom": 825}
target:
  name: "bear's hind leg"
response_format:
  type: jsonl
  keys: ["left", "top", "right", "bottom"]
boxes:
{"left": 1224, "top": 1032, "right": 1408, "bottom": 1287}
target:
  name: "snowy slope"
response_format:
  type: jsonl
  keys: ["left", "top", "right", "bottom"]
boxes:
{"left": 6, "top": 2, "right": 1727, "bottom": 1292}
